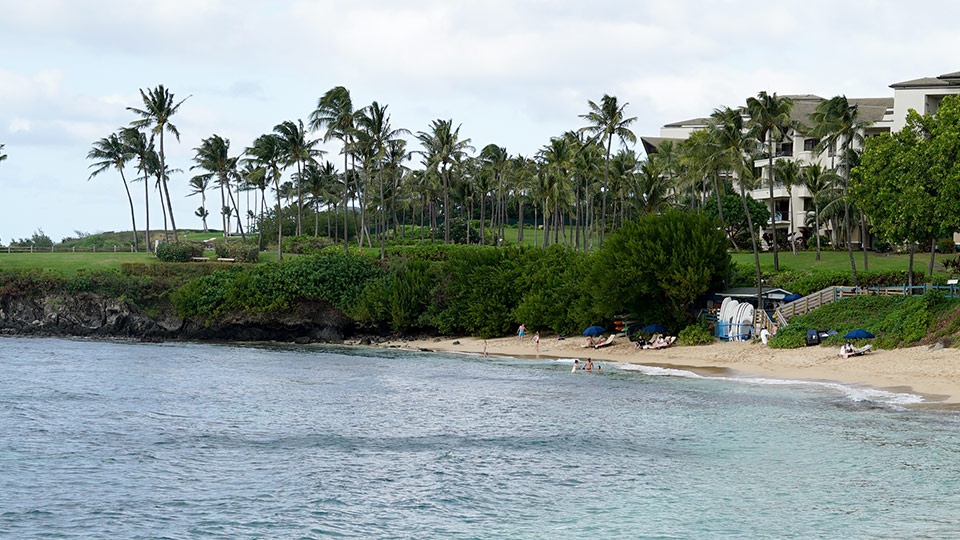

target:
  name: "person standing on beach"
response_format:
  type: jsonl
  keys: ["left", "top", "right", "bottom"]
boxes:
{"left": 518, "top": 324, "right": 526, "bottom": 341}
{"left": 483, "top": 340, "right": 488, "bottom": 358}
{"left": 533, "top": 331, "right": 540, "bottom": 352}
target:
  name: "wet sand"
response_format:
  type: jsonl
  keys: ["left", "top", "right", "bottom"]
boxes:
{"left": 377, "top": 334, "right": 960, "bottom": 406}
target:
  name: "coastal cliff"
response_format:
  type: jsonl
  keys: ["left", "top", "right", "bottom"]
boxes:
{"left": 0, "top": 293, "right": 351, "bottom": 342}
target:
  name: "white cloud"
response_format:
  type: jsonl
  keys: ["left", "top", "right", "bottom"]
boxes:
{"left": 3, "top": 0, "right": 960, "bottom": 242}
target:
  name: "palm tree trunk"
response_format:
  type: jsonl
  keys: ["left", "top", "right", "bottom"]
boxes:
{"left": 861, "top": 214, "right": 869, "bottom": 271}
{"left": 343, "top": 148, "right": 349, "bottom": 254}
{"left": 274, "top": 170, "right": 283, "bottom": 261}
{"left": 120, "top": 170, "right": 139, "bottom": 252}
{"left": 143, "top": 172, "right": 151, "bottom": 252}
{"left": 767, "top": 136, "right": 779, "bottom": 271}
{"left": 739, "top": 181, "right": 764, "bottom": 323}
{"left": 815, "top": 205, "right": 822, "bottom": 261}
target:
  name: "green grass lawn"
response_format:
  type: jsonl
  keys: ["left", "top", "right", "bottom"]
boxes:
{"left": 730, "top": 249, "right": 946, "bottom": 275}
{"left": 0, "top": 252, "right": 157, "bottom": 275}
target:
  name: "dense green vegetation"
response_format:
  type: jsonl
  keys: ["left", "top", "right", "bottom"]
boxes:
{"left": 769, "top": 293, "right": 960, "bottom": 350}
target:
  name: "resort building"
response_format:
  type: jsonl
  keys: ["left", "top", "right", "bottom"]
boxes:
{"left": 641, "top": 70, "right": 960, "bottom": 249}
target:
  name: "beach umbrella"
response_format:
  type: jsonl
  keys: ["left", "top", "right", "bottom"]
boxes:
{"left": 844, "top": 329, "right": 875, "bottom": 339}
{"left": 783, "top": 293, "right": 803, "bottom": 303}
{"left": 642, "top": 324, "right": 666, "bottom": 333}
{"left": 582, "top": 325, "right": 606, "bottom": 336}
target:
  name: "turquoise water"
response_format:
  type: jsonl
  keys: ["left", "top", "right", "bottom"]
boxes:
{"left": 2, "top": 336, "right": 959, "bottom": 538}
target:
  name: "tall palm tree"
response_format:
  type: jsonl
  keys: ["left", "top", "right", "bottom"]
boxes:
{"left": 479, "top": 144, "right": 509, "bottom": 245}
{"left": 537, "top": 135, "right": 575, "bottom": 247}
{"left": 191, "top": 134, "right": 244, "bottom": 239}
{"left": 799, "top": 163, "right": 839, "bottom": 261}
{"left": 245, "top": 133, "right": 285, "bottom": 260}
{"left": 385, "top": 139, "right": 411, "bottom": 241}
{"left": 578, "top": 94, "right": 637, "bottom": 245}
{"left": 87, "top": 131, "right": 139, "bottom": 251}
{"left": 310, "top": 86, "right": 356, "bottom": 253}
{"left": 274, "top": 119, "right": 321, "bottom": 236}
{"left": 121, "top": 128, "right": 154, "bottom": 250}
{"left": 810, "top": 95, "right": 864, "bottom": 287}
{"left": 127, "top": 85, "right": 188, "bottom": 243}
{"left": 710, "top": 106, "right": 763, "bottom": 314}
{"left": 632, "top": 158, "right": 673, "bottom": 215}
{"left": 416, "top": 119, "right": 474, "bottom": 244}
{"left": 679, "top": 129, "right": 736, "bottom": 247}
{"left": 773, "top": 159, "right": 801, "bottom": 255}
{"left": 356, "top": 102, "right": 410, "bottom": 257}
{"left": 746, "top": 91, "right": 795, "bottom": 271}
{"left": 238, "top": 161, "right": 269, "bottom": 250}
{"left": 187, "top": 175, "right": 210, "bottom": 232}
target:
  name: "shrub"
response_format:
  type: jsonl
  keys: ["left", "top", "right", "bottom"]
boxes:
{"left": 155, "top": 242, "right": 204, "bottom": 262}
{"left": 677, "top": 323, "right": 715, "bottom": 345}
{"left": 281, "top": 235, "right": 336, "bottom": 255}
{"left": 937, "top": 238, "right": 957, "bottom": 254}
{"left": 213, "top": 240, "right": 261, "bottom": 263}
{"left": 806, "top": 235, "right": 831, "bottom": 250}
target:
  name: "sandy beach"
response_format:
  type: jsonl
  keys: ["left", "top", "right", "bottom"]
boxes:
{"left": 378, "top": 334, "right": 960, "bottom": 407}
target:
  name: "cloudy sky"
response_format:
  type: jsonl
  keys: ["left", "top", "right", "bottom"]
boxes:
{"left": 1, "top": 0, "right": 958, "bottom": 244}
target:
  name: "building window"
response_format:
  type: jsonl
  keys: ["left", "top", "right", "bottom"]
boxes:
{"left": 776, "top": 142, "right": 794, "bottom": 157}
{"left": 803, "top": 138, "right": 819, "bottom": 152}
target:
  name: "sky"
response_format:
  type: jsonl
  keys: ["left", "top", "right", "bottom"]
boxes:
{"left": 2, "top": 0, "right": 959, "bottom": 244}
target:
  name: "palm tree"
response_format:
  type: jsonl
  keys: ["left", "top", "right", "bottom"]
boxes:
{"left": 679, "top": 129, "right": 736, "bottom": 247}
{"left": 709, "top": 106, "right": 763, "bottom": 314}
{"left": 773, "top": 159, "right": 801, "bottom": 255}
{"left": 87, "top": 131, "right": 139, "bottom": 251}
{"left": 799, "top": 163, "right": 839, "bottom": 261}
{"left": 310, "top": 86, "right": 356, "bottom": 253}
{"left": 238, "top": 161, "right": 269, "bottom": 250}
{"left": 632, "top": 158, "right": 673, "bottom": 215}
{"left": 188, "top": 175, "right": 210, "bottom": 232}
{"left": 245, "top": 133, "right": 285, "bottom": 260}
{"left": 192, "top": 134, "right": 242, "bottom": 239}
{"left": 810, "top": 95, "right": 864, "bottom": 287}
{"left": 479, "top": 144, "right": 509, "bottom": 245}
{"left": 121, "top": 128, "right": 154, "bottom": 250}
{"left": 416, "top": 119, "right": 474, "bottom": 244}
{"left": 274, "top": 119, "right": 322, "bottom": 236}
{"left": 746, "top": 91, "right": 795, "bottom": 272}
{"left": 578, "top": 94, "right": 637, "bottom": 245}
{"left": 127, "top": 85, "right": 188, "bottom": 242}
{"left": 356, "top": 102, "right": 410, "bottom": 257}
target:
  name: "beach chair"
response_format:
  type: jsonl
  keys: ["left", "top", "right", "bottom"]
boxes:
{"left": 852, "top": 344, "right": 872, "bottom": 356}
{"left": 594, "top": 334, "right": 616, "bottom": 349}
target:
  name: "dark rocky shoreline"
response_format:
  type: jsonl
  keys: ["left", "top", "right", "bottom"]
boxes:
{"left": 0, "top": 292, "right": 353, "bottom": 343}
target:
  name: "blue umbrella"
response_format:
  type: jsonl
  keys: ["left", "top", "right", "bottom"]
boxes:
{"left": 844, "top": 329, "right": 875, "bottom": 339}
{"left": 642, "top": 324, "right": 666, "bottom": 334}
{"left": 582, "top": 325, "right": 606, "bottom": 336}
{"left": 783, "top": 293, "right": 803, "bottom": 303}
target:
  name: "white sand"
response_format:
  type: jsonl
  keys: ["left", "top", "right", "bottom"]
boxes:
{"left": 377, "top": 334, "right": 960, "bottom": 406}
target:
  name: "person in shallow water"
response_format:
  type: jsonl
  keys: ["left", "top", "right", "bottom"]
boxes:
{"left": 572, "top": 359, "right": 580, "bottom": 372}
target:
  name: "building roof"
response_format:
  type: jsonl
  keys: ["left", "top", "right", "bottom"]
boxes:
{"left": 891, "top": 70, "right": 960, "bottom": 88}
{"left": 716, "top": 287, "right": 795, "bottom": 301}
{"left": 663, "top": 117, "right": 710, "bottom": 128}
{"left": 640, "top": 136, "right": 683, "bottom": 155}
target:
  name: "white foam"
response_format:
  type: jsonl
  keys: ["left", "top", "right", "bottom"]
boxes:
{"left": 609, "top": 362, "right": 925, "bottom": 406}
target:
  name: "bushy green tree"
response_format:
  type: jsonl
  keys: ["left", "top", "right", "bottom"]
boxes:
{"left": 591, "top": 211, "right": 732, "bottom": 327}
{"left": 703, "top": 194, "right": 769, "bottom": 249}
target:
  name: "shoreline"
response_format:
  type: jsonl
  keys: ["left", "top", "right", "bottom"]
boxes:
{"left": 378, "top": 335, "right": 960, "bottom": 408}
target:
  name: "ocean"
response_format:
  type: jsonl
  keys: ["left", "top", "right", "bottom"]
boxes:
{"left": 2, "top": 336, "right": 959, "bottom": 539}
